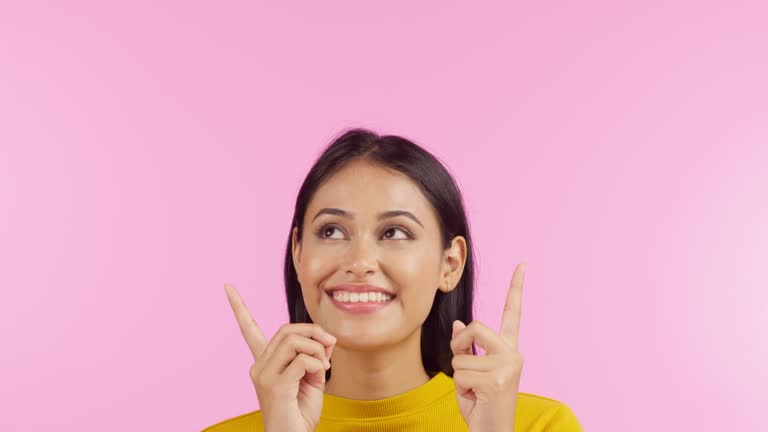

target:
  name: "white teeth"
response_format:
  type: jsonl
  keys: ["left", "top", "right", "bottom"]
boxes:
{"left": 332, "top": 291, "right": 392, "bottom": 303}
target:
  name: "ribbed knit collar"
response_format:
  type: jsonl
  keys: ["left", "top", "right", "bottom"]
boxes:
{"left": 320, "top": 372, "right": 455, "bottom": 420}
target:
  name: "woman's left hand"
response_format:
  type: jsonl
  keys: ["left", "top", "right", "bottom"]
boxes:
{"left": 450, "top": 262, "right": 527, "bottom": 432}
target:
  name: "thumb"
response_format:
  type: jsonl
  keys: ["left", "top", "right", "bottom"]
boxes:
{"left": 452, "top": 320, "right": 466, "bottom": 338}
{"left": 451, "top": 320, "right": 473, "bottom": 356}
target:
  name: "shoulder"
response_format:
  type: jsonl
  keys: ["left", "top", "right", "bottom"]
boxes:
{"left": 200, "top": 410, "right": 263, "bottom": 432}
{"left": 516, "top": 392, "right": 583, "bottom": 431}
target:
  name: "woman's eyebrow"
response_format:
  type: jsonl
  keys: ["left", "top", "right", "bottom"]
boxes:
{"left": 311, "top": 208, "right": 423, "bottom": 228}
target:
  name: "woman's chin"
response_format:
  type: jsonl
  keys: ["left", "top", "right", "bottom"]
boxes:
{"left": 328, "top": 329, "right": 399, "bottom": 351}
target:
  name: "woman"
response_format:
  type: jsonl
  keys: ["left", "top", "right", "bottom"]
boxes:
{"left": 203, "top": 128, "right": 583, "bottom": 431}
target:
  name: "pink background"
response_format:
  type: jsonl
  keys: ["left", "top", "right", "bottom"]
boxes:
{"left": 2, "top": 1, "right": 767, "bottom": 430}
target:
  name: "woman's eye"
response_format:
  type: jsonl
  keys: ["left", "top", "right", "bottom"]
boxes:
{"left": 318, "top": 225, "right": 345, "bottom": 240}
{"left": 382, "top": 226, "right": 410, "bottom": 240}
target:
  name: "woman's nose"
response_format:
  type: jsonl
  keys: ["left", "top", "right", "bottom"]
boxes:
{"left": 343, "top": 236, "right": 377, "bottom": 277}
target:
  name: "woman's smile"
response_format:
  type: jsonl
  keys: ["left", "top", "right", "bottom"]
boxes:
{"left": 326, "top": 290, "right": 395, "bottom": 314}
{"left": 321, "top": 283, "right": 396, "bottom": 314}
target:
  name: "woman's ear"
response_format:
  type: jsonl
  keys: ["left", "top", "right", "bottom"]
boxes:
{"left": 292, "top": 226, "right": 302, "bottom": 281}
{"left": 440, "top": 235, "right": 467, "bottom": 293}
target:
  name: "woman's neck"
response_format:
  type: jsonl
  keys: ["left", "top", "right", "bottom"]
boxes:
{"left": 324, "top": 327, "right": 430, "bottom": 400}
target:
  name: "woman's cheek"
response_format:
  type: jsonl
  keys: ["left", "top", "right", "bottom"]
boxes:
{"left": 302, "top": 247, "right": 339, "bottom": 277}
{"left": 388, "top": 254, "right": 439, "bottom": 312}
{"left": 386, "top": 247, "right": 425, "bottom": 274}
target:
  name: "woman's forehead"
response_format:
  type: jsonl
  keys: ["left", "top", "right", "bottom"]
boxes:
{"left": 307, "top": 162, "right": 434, "bottom": 222}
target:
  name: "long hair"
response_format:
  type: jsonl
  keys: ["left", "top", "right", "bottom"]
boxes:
{"left": 283, "top": 128, "right": 477, "bottom": 379}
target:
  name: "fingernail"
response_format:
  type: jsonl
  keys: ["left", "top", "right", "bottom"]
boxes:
{"left": 324, "top": 358, "right": 331, "bottom": 369}
{"left": 325, "top": 332, "right": 336, "bottom": 343}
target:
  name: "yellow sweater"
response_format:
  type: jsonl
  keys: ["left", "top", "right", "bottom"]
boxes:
{"left": 202, "top": 372, "right": 583, "bottom": 431}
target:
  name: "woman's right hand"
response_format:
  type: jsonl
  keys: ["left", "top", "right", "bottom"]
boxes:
{"left": 224, "top": 283, "right": 336, "bottom": 432}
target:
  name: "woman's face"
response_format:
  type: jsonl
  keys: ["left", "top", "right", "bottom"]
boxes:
{"left": 292, "top": 158, "right": 465, "bottom": 351}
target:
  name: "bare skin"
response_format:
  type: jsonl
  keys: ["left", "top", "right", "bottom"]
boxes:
{"left": 450, "top": 263, "right": 527, "bottom": 431}
{"left": 224, "top": 157, "right": 528, "bottom": 431}
{"left": 290, "top": 158, "right": 467, "bottom": 400}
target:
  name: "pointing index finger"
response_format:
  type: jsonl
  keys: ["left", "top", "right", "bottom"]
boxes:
{"left": 224, "top": 283, "right": 268, "bottom": 360}
{"left": 499, "top": 262, "right": 525, "bottom": 351}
